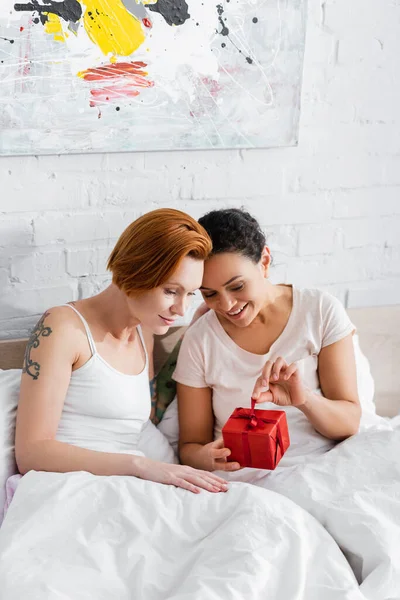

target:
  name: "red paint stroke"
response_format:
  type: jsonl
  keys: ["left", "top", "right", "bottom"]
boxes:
{"left": 142, "top": 18, "right": 152, "bottom": 28}
{"left": 80, "top": 61, "right": 150, "bottom": 81}
{"left": 89, "top": 85, "right": 141, "bottom": 107}
{"left": 201, "top": 76, "right": 222, "bottom": 97}
{"left": 81, "top": 61, "right": 154, "bottom": 110}
{"left": 20, "top": 26, "right": 24, "bottom": 31}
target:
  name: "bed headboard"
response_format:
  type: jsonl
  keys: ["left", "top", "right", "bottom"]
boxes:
{"left": 1, "top": 306, "right": 399, "bottom": 417}
{"left": 0, "top": 339, "right": 27, "bottom": 371}
{"left": 347, "top": 306, "right": 400, "bottom": 417}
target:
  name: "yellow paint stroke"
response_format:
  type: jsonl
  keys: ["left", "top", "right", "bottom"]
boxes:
{"left": 82, "top": 0, "right": 145, "bottom": 57}
{"left": 44, "top": 13, "right": 67, "bottom": 42}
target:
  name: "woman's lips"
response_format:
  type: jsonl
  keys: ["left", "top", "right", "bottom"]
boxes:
{"left": 159, "top": 315, "right": 176, "bottom": 325}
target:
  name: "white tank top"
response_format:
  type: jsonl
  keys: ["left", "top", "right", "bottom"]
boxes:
{"left": 55, "top": 304, "right": 151, "bottom": 456}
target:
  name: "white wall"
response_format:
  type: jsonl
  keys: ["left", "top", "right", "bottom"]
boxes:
{"left": 0, "top": 0, "right": 400, "bottom": 339}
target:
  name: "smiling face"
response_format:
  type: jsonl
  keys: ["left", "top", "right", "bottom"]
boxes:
{"left": 127, "top": 255, "right": 204, "bottom": 334}
{"left": 200, "top": 250, "right": 271, "bottom": 328}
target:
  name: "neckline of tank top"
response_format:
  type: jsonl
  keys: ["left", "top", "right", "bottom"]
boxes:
{"left": 71, "top": 350, "right": 148, "bottom": 379}
{"left": 63, "top": 303, "right": 149, "bottom": 378}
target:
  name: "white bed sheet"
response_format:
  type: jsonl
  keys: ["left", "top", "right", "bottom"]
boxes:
{"left": 0, "top": 471, "right": 363, "bottom": 600}
{"left": 219, "top": 417, "right": 400, "bottom": 600}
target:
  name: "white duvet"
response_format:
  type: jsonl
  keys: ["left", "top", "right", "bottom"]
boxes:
{"left": 0, "top": 419, "right": 399, "bottom": 599}
{"left": 0, "top": 470, "right": 363, "bottom": 600}
{"left": 221, "top": 416, "right": 400, "bottom": 600}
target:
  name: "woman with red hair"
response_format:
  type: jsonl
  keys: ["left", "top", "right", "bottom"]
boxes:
{"left": 15, "top": 208, "right": 226, "bottom": 493}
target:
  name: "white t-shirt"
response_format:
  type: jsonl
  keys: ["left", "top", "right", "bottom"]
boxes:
{"left": 172, "top": 287, "right": 356, "bottom": 467}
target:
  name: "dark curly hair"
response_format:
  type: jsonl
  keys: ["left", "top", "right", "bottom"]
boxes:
{"left": 198, "top": 208, "right": 266, "bottom": 264}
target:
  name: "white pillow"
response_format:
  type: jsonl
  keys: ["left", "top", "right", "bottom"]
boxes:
{"left": 157, "top": 397, "right": 179, "bottom": 453}
{"left": 0, "top": 369, "right": 21, "bottom": 525}
{"left": 138, "top": 419, "right": 178, "bottom": 464}
{"left": 353, "top": 334, "right": 376, "bottom": 416}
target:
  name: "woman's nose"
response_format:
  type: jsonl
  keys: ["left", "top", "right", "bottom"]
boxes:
{"left": 218, "top": 295, "right": 234, "bottom": 313}
{"left": 173, "top": 297, "right": 186, "bottom": 317}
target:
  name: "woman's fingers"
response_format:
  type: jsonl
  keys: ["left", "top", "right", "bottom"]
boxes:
{"left": 253, "top": 390, "right": 273, "bottom": 404}
{"left": 173, "top": 478, "right": 201, "bottom": 494}
{"left": 213, "top": 460, "right": 241, "bottom": 471}
{"left": 212, "top": 438, "right": 225, "bottom": 448}
{"left": 252, "top": 360, "right": 272, "bottom": 399}
{"left": 252, "top": 358, "right": 289, "bottom": 400}
{"left": 283, "top": 362, "right": 298, "bottom": 380}
{"left": 211, "top": 447, "right": 231, "bottom": 459}
{"left": 210, "top": 438, "right": 232, "bottom": 462}
{"left": 204, "top": 471, "right": 229, "bottom": 485}
{"left": 174, "top": 470, "right": 228, "bottom": 493}
{"left": 202, "top": 475, "right": 229, "bottom": 491}
{"left": 222, "top": 461, "right": 241, "bottom": 471}
{"left": 271, "top": 357, "right": 287, "bottom": 381}
{"left": 260, "top": 360, "right": 274, "bottom": 388}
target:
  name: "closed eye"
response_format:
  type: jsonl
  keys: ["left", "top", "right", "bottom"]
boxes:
{"left": 202, "top": 284, "right": 244, "bottom": 299}
{"left": 165, "top": 289, "right": 197, "bottom": 297}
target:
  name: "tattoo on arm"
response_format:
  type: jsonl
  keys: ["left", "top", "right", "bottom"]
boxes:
{"left": 22, "top": 312, "right": 53, "bottom": 381}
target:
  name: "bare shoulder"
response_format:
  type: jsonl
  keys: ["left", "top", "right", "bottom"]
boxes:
{"left": 28, "top": 305, "right": 87, "bottom": 340}
{"left": 23, "top": 306, "right": 87, "bottom": 378}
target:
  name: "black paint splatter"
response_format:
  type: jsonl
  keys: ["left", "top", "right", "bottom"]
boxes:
{"left": 216, "top": 3, "right": 229, "bottom": 36}
{"left": 0, "top": 37, "right": 15, "bottom": 44}
{"left": 14, "top": 0, "right": 82, "bottom": 24}
{"left": 252, "top": 17, "right": 258, "bottom": 23}
{"left": 216, "top": 4, "right": 255, "bottom": 66}
{"left": 148, "top": 0, "right": 190, "bottom": 26}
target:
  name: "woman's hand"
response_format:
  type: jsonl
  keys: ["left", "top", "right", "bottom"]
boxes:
{"left": 195, "top": 439, "right": 242, "bottom": 472}
{"left": 251, "top": 357, "right": 307, "bottom": 407}
{"left": 135, "top": 456, "right": 229, "bottom": 493}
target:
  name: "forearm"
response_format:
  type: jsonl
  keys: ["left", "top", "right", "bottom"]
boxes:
{"left": 179, "top": 442, "right": 212, "bottom": 471}
{"left": 298, "top": 390, "right": 361, "bottom": 440}
{"left": 16, "top": 438, "right": 146, "bottom": 477}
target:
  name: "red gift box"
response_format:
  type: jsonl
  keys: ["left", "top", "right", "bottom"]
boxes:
{"left": 222, "top": 401, "right": 290, "bottom": 470}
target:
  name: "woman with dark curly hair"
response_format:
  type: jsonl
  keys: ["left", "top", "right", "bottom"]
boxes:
{"left": 174, "top": 208, "right": 361, "bottom": 473}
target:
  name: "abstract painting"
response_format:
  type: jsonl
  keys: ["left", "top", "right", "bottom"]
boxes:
{"left": 0, "top": 0, "right": 307, "bottom": 155}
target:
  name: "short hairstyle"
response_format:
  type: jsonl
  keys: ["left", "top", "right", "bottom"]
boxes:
{"left": 198, "top": 208, "right": 266, "bottom": 263}
{"left": 107, "top": 208, "right": 212, "bottom": 295}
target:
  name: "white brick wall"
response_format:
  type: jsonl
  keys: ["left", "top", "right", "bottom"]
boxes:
{"left": 0, "top": 0, "right": 400, "bottom": 338}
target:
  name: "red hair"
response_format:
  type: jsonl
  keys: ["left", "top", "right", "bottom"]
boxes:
{"left": 107, "top": 208, "right": 212, "bottom": 295}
